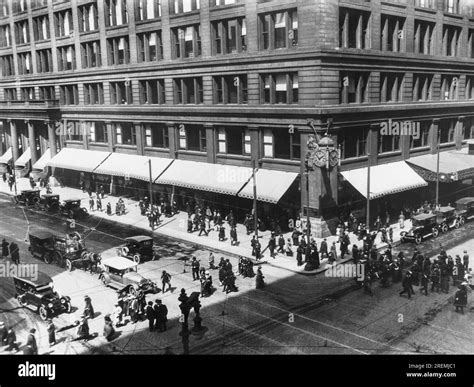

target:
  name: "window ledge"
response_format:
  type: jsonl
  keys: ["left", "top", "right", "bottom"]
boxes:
{"left": 414, "top": 6, "right": 437, "bottom": 14}
{"left": 115, "top": 144, "right": 137, "bottom": 149}
{"left": 144, "top": 146, "right": 170, "bottom": 151}
{"left": 261, "top": 158, "right": 300, "bottom": 166}
{"left": 216, "top": 153, "right": 251, "bottom": 160}
{"left": 177, "top": 150, "right": 206, "bottom": 155}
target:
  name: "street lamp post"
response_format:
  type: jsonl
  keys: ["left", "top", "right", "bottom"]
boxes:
{"left": 148, "top": 159, "right": 153, "bottom": 211}
{"left": 435, "top": 129, "right": 441, "bottom": 208}
{"left": 252, "top": 158, "right": 258, "bottom": 239}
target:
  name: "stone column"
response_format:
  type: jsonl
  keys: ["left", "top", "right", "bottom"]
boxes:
{"left": 455, "top": 116, "right": 465, "bottom": 150}
{"left": 204, "top": 124, "right": 215, "bottom": 164}
{"left": 9, "top": 120, "right": 20, "bottom": 162}
{"left": 134, "top": 122, "right": 144, "bottom": 155}
{"left": 166, "top": 122, "right": 177, "bottom": 159}
{"left": 27, "top": 120, "right": 38, "bottom": 166}
{"left": 430, "top": 118, "right": 440, "bottom": 154}
{"left": 47, "top": 121, "right": 58, "bottom": 156}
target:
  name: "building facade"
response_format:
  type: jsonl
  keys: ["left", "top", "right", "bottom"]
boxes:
{"left": 1, "top": 0, "right": 474, "bottom": 235}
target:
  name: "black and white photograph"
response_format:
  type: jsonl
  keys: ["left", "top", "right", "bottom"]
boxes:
{"left": 0, "top": 0, "right": 473, "bottom": 384}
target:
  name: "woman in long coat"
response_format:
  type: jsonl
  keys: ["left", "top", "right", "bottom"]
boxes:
{"left": 47, "top": 320, "right": 56, "bottom": 347}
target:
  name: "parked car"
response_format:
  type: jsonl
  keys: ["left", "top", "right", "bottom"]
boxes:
{"left": 434, "top": 206, "right": 459, "bottom": 233}
{"left": 400, "top": 213, "right": 438, "bottom": 245}
{"left": 454, "top": 197, "right": 474, "bottom": 225}
{"left": 13, "top": 272, "right": 72, "bottom": 321}
{"left": 13, "top": 189, "right": 40, "bottom": 207}
{"left": 117, "top": 236, "right": 159, "bottom": 263}
{"left": 58, "top": 199, "right": 89, "bottom": 219}
{"left": 98, "top": 257, "right": 159, "bottom": 295}
{"left": 38, "top": 193, "right": 60, "bottom": 212}
{"left": 28, "top": 229, "right": 63, "bottom": 264}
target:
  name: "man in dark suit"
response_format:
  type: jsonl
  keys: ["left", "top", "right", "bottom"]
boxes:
{"left": 155, "top": 300, "right": 168, "bottom": 332}
{"left": 9, "top": 242, "right": 19, "bottom": 265}
{"left": 145, "top": 301, "right": 155, "bottom": 331}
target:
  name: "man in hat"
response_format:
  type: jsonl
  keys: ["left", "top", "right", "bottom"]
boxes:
{"left": 26, "top": 328, "right": 38, "bottom": 355}
{"left": 161, "top": 270, "right": 172, "bottom": 293}
{"left": 9, "top": 241, "right": 19, "bottom": 265}
{"left": 277, "top": 234, "right": 285, "bottom": 254}
{"left": 145, "top": 301, "right": 155, "bottom": 331}
{"left": 154, "top": 299, "right": 168, "bottom": 332}
{"left": 103, "top": 315, "right": 115, "bottom": 341}
{"left": 400, "top": 271, "right": 414, "bottom": 299}
{"left": 83, "top": 295, "right": 94, "bottom": 319}
{"left": 1, "top": 239, "right": 9, "bottom": 259}
{"left": 191, "top": 257, "right": 200, "bottom": 281}
{"left": 5, "top": 326, "right": 19, "bottom": 352}
{"left": 463, "top": 250, "right": 469, "bottom": 272}
{"left": 47, "top": 320, "right": 56, "bottom": 347}
{"left": 256, "top": 267, "right": 265, "bottom": 289}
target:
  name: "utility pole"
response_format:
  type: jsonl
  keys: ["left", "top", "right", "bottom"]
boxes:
{"left": 252, "top": 158, "right": 258, "bottom": 238}
{"left": 148, "top": 159, "right": 153, "bottom": 210}
{"left": 366, "top": 153, "right": 370, "bottom": 231}
{"left": 435, "top": 129, "right": 440, "bottom": 208}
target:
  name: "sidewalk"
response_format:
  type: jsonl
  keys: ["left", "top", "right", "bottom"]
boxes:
{"left": 0, "top": 178, "right": 412, "bottom": 275}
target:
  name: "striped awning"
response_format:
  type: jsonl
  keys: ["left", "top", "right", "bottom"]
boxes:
{"left": 156, "top": 159, "right": 253, "bottom": 196}
{"left": 340, "top": 161, "right": 428, "bottom": 200}
{"left": 47, "top": 148, "right": 111, "bottom": 173}
{"left": 0, "top": 147, "right": 12, "bottom": 164}
{"left": 15, "top": 148, "right": 31, "bottom": 167}
{"left": 93, "top": 152, "right": 174, "bottom": 181}
{"left": 32, "top": 149, "right": 51, "bottom": 170}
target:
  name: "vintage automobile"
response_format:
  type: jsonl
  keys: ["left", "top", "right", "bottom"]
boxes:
{"left": 98, "top": 257, "right": 159, "bottom": 295}
{"left": 434, "top": 206, "right": 459, "bottom": 233}
{"left": 28, "top": 229, "right": 63, "bottom": 264}
{"left": 454, "top": 197, "right": 474, "bottom": 225}
{"left": 13, "top": 272, "right": 72, "bottom": 321}
{"left": 117, "top": 236, "right": 159, "bottom": 263}
{"left": 37, "top": 193, "right": 60, "bottom": 212}
{"left": 58, "top": 199, "right": 89, "bottom": 219}
{"left": 13, "top": 189, "right": 41, "bottom": 207}
{"left": 400, "top": 213, "right": 439, "bottom": 245}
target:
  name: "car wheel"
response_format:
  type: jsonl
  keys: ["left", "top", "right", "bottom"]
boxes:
{"left": 100, "top": 275, "right": 108, "bottom": 286}
{"left": 432, "top": 228, "right": 439, "bottom": 238}
{"left": 65, "top": 259, "right": 72, "bottom": 272}
{"left": 460, "top": 217, "right": 465, "bottom": 226}
{"left": 128, "top": 285, "right": 138, "bottom": 297}
{"left": 69, "top": 210, "right": 74, "bottom": 219}
{"left": 81, "top": 207, "right": 89, "bottom": 215}
{"left": 43, "top": 252, "right": 53, "bottom": 264}
{"left": 414, "top": 235, "right": 422, "bottom": 245}
{"left": 64, "top": 301, "right": 72, "bottom": 313}
{"left": 133, "top": 254, "right": 141, "bottom": 264}
{"left": 38, "top": 305, "right": 49, "bottom": 321}
{"left": 17, "top": 295, "right": 27, "bottom": 307}
{"left": 454, "top": 220, "right": 460, "bottom": 229}
{"left": 441, "top": 224, "right": 448, "bottom": 233}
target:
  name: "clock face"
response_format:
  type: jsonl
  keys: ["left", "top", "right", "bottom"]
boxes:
{"left": 329, "top": 149, "right": 339, "bottom": 167}
{"left": 314, "top": 149, "right": 327, "bottom": 168}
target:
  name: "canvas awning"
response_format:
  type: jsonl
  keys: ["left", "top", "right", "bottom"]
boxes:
{"left": 47, "top": 148, "right": 111, "bottom": 173}
{"left": 156, "top": 159, "right": 253, "bottom": 196}
{"left": 93, "top": 153, "right": 174, "bottom": 181}
{"left": 237, "top": 169, "right": 299, "bottom": 203}
{"left": 32, "top": 149, "right": 51, "bottom": 170}
{"left": 340, "top": 161, "right": 428, "bottom": 200}
{"left": 0, "top": 147, "right": 12, "bottom": 164}
{"left": 14, "top": 148, "right": 31, "bottom": 167}
{"left": 406, "top": 148, "right": 474, "bottom": 181}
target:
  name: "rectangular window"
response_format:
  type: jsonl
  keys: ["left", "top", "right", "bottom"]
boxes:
{"left": 33, "top": 15, "right": 50, "bottom": 41}
{"left": 259, "top": 9, "right": 298, "bottom": 50}
{"left": 36, "top": 49, "right": 53, "bottom": 73}
{"left": 144, "top": 123, "right": 169, "bottom": 148}
{"left": 14, "top": 20, "right": 30, "bottom": 44}
{"left": 412, "top": 74, "right": 433, "bottom": 101}
{"left": 139, "top": 79, "right": 166, "bottom": 104}
{"left": 211, "top": 0, "right": 239, "bottom": 6}
{"left": 57, "top": 45, "right": 76, "bottom": 71}
{"left": 1, "top": 55, "right": 14, "bottom": 76}
{"left": 469, "top": 29, "right": 474, "bottom": 59}
{"left": 445, "top": 0, "right": 459, "bottom": 13}
{"left": 84, "top": 83, "right": 104, "bottom": 105}
{"left": 466, "top": 76, "right": 474, "bottom": 100}
{"left": 411, "top": 121, "right": 430, "bottom": 148}
{"left": 337, "top": 127, "right": 368, "bottom": 159}
{"left": 87, "top": 122, "right": 107, "bottom": 143}
{"left": 38, "top": 86, "right": 56, "bottom": 100}
{"left": 110, "top": 81, "right": 133, "bottom": 104}
{"left": 443, "top": 25, "right": 461, "bottom": 57}
{"left": 170, "top": 0, "right": 200, "bottom": 14}
{"left": 5, "top": 88, "right": 17, "bottom": 101}
{"left": 78, "top": 3, "right": 98, "bottom": 32}
{"left": 263, "top": 129, "right": 273, "bottom": 158}
{"left": 172, "top": 25, "right": 201, "bottom": 59}
{"left": 339, "top": 8, "right": 370, "bottom": 49}
{"left": 183, "top": 125, "right": 206, "bottom": 152}
{"left": 378, "top": 131, "right": 400, "bottom": 154}
{"left": 21, "top": 87, "right": 35, "bottom": 101}
{"left": 174, "top": 77, "right": 203, "bottom": 104}
{"left": 135, "top": 0, "right": 161, "bottom": 20}
{"left": 213, "top": 75, "right": 248, "bottom": 104}
{"left": 137, "top": 31, "right": 163, "bottom": 62}
{"left": 440, "top": 75, "right": 459, "bottom": 100}
{"left": 260, "top": 73, "right": 298, "bottom": 104}
{"left": 271, "top": 128, "right": 300, "bottom": 159}
{"left": 12, "top": 0, "right": 26, "bottom": 14}
{"left": 81, "top": 40, "right": 101, "bottom": 68}
{"left": 381, "top": 14, "right": 405, "bottom": 52}
{"left": 114, "top": 123, "right": 136, "bottom": 145}
{"left": 340, "top": 72, "right": 369, "bottom": 104}
{"left": 17, "top": 52, "right": 32, "bottom": 75}
{"left": 414, "top": 20, "right": 435, "bottom": 55}
{"left": 439, "top": 119, "right": 455, "bottom": 144}
{"left": 54, "top": 9, "right": 73, "bottom": 37}
{"left": 59, "top": 85, "right": 79, "bottom": 105}
{"left": 0, "top": 25, "right": 11, "bottom": 48}
{"left": 66, "top": 122, "right": 84, "bottom": 141}
{"left": 415, "top": 0, "right": 434, "bottom": 8}
{"left": 0, "top": 0, "right": 9, "bottom": 17}
{"left": 216, "top": 127, "right": 249, "bottom": 155}
{"left": 380, "top": 73, "right": 404, "bottom": 103}
{"left": 212, "top": 18, "right": 247, "bottom": 54}
{"left": 107, "top": 36, "right": 130, "bottom": 65}
{"left": 105, "top": 0, "right": 128, "bottom": 27}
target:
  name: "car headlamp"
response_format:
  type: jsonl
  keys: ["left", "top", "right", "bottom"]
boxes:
{"left": 48, "top": 303, "right": 53, "bottom": 308}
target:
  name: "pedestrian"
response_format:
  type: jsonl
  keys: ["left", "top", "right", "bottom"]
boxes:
{"left": 256, "top": 267, "right": 265, "bottom": 289}
{"left": 420, "top": 273, "right": 429, "bottom": 296}
{"left": 454, "top": 286, "right": 468, "bottom": 314}
{"left": 363, "top": 273, "right": 373, "bottom": 296}
{"left": 103, "top": 315, "right": 116, "bottom": 341}
{"left": 161, "top": 270, "right": 172, "bottom": 293}
{"left": 8, "top": 174, "right": 14, "bottom": 192}
{"left": 296, "top": 244, "right": 303, "bottom": 266}
{"left": 463, "top": 250, "right": 469, "bottom": 271}
{"left": 430, "top": 265, "right": 441, "bottom": 293}
{"left": 145, "top": 301, "right": 155, "bottom": 331}
{"left": 285, "top": 239, "right": 293, "bottom": 256}
{"left": 340, "top": 233, "right": 349, "bottom": 259}
{"left": 106, "top": 202, "right": 112, "bottom": 215}
{"left": 9, "top": 242, "right": 19, "bottom": 265}
{"left": 76, "top": 318, "right": 90, "bottom": 341}
{"left": 330, "top": 241, "right": 337, "bottom": 261}
{"left": 218, "top": 225, "right": 226, "bottom": 241}
{"left": 388, "top": 227, "right": 393, "bottom": 244}
{"left": 113, "top": 302, "right": 123, "bottom": 327}
{"left": 1, "top": 172, "right": 5, "bottom": 183}
{"left": 47, "top": 320, "right": 56, "bottom": 347}
{"left": 198, "top": 219, "right": 208, "bottom": 236}
{"left": 89, "top": 196, "right": 95, "bottom": 211}
{"left": 96, "top": 195, "right": 102, "bottom": 212}
{"left": 5, "top": 326, "right": 19, "bottom": 352}
{"left": 251, "top": 235, "right": 257, "bottom": 256}
{"left": 154, "top": 299, "right": 168, "bottom": 332}
{"left": 191, "top": 257, "right": 200, "bottom": 281}
{"left": 254, "top": 239, "right": 262, "bottom": 261}
{"left": 320, "top": 238, "right": 328, "bottom": 259}
{"left": 25, "top": 328, "right": 38, "bottom": 355}
{"left": 398, "top": 211, "right": 405, "bottom": 229}
{"left": 1, "top": 238, "right": 9, "bottom": 258}
{"left": 268, "top": 234, "right": 276, "bottom": 258}
{"left": 0, "top": 321, "right": 6, "bottom": 347}
{"left": 83, "top": 295, "right": 94, "bottom": 319}
{"left": 208, "top": 252, "right": 216, "bottom": 270}
{"left": 230, "top": 226, "right": 238, "bottom": 246}
{"left": 277, "top": 234, "right": 285, "bottom": 254}
{"left": 399, "top": 271, "right": 414, "bottom": 299}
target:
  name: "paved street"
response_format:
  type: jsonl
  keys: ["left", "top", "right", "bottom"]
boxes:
{"left": 0, "top": 193, "right": 472, "bottom": 355}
